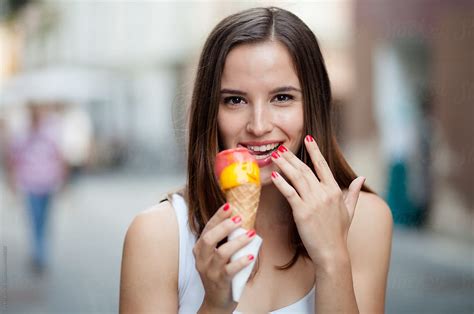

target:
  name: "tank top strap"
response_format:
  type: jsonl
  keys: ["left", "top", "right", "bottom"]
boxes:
{"left": 170, "top": 193, "right": 198, "bottom": 303}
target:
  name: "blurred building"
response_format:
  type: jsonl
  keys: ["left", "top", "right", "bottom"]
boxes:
{"left": 1, "top": 1, "right": 354, "bottom": 171}
{"left": 1, "top": 1, "right": 472, "bottom": 238}
{"left": 347, "top": 0, "right": 473, "bottom": 238}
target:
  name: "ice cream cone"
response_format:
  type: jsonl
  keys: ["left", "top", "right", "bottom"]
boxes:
{"left": 215, "top": 148, "right": 263, "bottom": 302}
{"left": 225, "top": 183, "right": 260, "bottom": 230}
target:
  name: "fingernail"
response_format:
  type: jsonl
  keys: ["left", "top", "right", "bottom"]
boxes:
{"left": 271, "top": 151, "right": 280, "bottom": 159}
{"left": 248, "top": 254, "right": 255, "bottom": 261}
{"left": 247, "top": 229, "right": 256, "bottom": 238}
{"left": 305, "top": 135, "right": 314, "bottom": 142}
{"left": 271, "top": 171, "right": 279, "bottom": 179}
{"left": 277, "top": 145, "right": 288, "bottom": 153}
{"left": 232, "top": 216, "right": 241, "bottom": 223}
{"left": 223, "top": 203, "right": 230, "bottom": 211}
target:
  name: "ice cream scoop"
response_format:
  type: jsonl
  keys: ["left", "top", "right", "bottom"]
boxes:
{"left": 215, "top": 147, "right": 260, "bottom": 230}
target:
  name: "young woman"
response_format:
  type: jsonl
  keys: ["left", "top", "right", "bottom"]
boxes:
{"left": 120, "top": 7, "right": 392, "bottom": 314}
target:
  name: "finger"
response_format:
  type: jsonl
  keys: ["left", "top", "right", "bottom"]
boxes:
{"left": 211, "top": 229, "right": 257, "bottom": 268}
{"left": 276, "top": 144, "right": 325, "bottom": 200}
{"left": 271, "top": 149, "right": 311, "bottom": 196}
{"left": 304, "top": 135, "right": 338, "bottom": 188}
{"left": 270, "top": 171, "right": 305, "bottom": 211}
{"left": 201, "top": 203, "right": 233, "bottom": 236}
{"left": 277, "top": 144, "right": 319, "bottom": 183}
{"left": 223, "top": 254, "right": 255, "bottom": 279}
{"left": 344, "top": 177, "right": 366, "bottom": 222}
{"left": 198, "top": 215, "right": 243, "bottom": 260}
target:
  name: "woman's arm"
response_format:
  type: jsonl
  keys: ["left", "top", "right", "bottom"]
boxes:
{"left": 312, "top": 192, "right": 392, "bottom": 313}
{"left": 347, "top": 192, "right": 393, "bottom": 313}
{"left": 119, "top": 201, "right": 179, "bottom": 313}
{"left": 269, "top": 139, "right": 392, "bottom": 313}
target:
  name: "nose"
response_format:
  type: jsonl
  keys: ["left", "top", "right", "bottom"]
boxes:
{"left": 246, "top": 102, "right": 273, "bottom": 136}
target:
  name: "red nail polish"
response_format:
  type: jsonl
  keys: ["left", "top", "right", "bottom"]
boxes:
{"left": 232, "top": 216, "right": 241, "bottom": 223}
{"left": 306, "top": 135, "right": 314, "bottom": 142}
{"left": 248, "top": 254, "right": 255, "bottom": 261}
{"left": 277, "top": 145, "right": 288, "bottom": 153}
{"left": 271, "top": 171, "right": 279, "bottom": 179}
{"left": 223, "top": 203, "right": 230, "bottom": 211}
{"left": 247, "top": 230, "right": 256, "bottom": 238}
{"left": 271, "top": 151, "right": 280, "bottom": 159}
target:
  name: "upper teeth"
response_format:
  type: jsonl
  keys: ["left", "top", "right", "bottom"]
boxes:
{"left": 247, "top": 143, "right": 279, "bottom": 152}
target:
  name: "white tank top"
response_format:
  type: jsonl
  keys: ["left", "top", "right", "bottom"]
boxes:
{"left": 171, "top": 194, "right": 316, "bottom": 314}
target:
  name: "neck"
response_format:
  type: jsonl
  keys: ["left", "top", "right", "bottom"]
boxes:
{"left": 255, "top": 184, "right": 293, "bottom": 237}
{"left": 253, "top": 184, "right": 297, "bottom": 262}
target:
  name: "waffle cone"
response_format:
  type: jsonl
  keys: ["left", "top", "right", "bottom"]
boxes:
{"left": 225, "top": 183, "right": 261, "bottom": 230}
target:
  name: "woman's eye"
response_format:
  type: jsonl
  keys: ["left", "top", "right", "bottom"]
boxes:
{"left": 223, "top": 96, "right": 246, "bottom": 105}
{"left": 274, "top": 94, "right": 293, "bottom": 102}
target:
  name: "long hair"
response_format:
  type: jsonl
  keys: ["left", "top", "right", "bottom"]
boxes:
{"left": 185, "top": 6, "right": 375, "bottom": 271}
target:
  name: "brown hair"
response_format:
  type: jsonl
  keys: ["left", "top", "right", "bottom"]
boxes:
{"left": 185, "top": 6, "right": 375, "bottom": 271}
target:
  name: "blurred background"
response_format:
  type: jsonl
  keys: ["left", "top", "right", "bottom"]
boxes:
{"left": 0, "top": 0, "right": 472, "bottom": 313}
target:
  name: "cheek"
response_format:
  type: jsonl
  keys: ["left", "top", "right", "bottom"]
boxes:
{"left": 217, "top": 111, "right": 241, "bottom": 146}
{"left": 275, "top": 107, "right": 304, "bottom": 137}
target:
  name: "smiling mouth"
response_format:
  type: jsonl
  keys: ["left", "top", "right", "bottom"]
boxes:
{"left": 238, "top": 142, "right": 282, "bottom": 160}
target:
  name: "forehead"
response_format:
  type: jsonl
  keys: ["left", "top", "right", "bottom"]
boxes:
{"left": 221, "top": 41, "right": 300, "bottom": 89}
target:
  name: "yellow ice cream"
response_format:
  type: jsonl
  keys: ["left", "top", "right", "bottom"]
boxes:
{"left": 219, "top": 161, "right": 260, "bottom": 190}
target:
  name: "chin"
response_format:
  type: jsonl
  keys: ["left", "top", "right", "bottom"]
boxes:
{"left": 259, "top": 165, "right": 276, "bottom": 186}
{"left": 260, "top": 176, "right": 273, "bottom": 187}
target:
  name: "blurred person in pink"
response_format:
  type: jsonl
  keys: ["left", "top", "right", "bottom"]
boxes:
{"left": 4, "top": 103, "right": 68, "bottom": 273}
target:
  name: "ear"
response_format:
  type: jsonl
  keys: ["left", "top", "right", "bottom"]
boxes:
{"left": 343, "top": 177, "right": 366, "bottom": 223}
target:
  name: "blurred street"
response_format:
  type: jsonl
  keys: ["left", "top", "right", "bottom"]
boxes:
{"left": 0, "top": 171, "right": 472, "bottom": 314}
{"left": 0, "top": 171, "right": 184, "bottom": 313}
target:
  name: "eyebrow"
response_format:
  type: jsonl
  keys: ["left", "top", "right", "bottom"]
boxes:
{"left": 220, "top": 86, "right": 302, "bottom": 95}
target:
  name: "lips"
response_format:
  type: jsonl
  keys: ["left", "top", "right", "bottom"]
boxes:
{"left": 238, "top": 142, "right": 281, "bottom": 154}
{"left": 237, "top": 141, "right": 283, "bottom": 167}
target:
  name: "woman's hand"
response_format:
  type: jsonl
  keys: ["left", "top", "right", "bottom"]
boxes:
{"left": 270, "top": 135, "right": 366, "bottom": 268}
{"left": 193, "top": 203, "right": 256, "bottom": 313}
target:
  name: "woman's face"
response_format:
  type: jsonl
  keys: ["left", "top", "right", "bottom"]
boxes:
{"left": 217, "top": 40, "right": 304, "bottom": 185}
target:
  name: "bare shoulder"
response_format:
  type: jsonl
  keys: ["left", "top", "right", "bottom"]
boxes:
{"left": 347, "top": 192, "right": 393, "bottom": 312}
{"left": 124, "top": 200, "right": 179, "bottom": 258}
{"left": 129, "top": 200, "right": 178, "bottom": 240}
{"left": 350, "top": 191, "right": 393, "bottom": 234}
{"left": 347, "top": 190, "right": 393, "bottom": 264}
{"left": 119, "top": 200, "right": 179, "bottom": 313}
